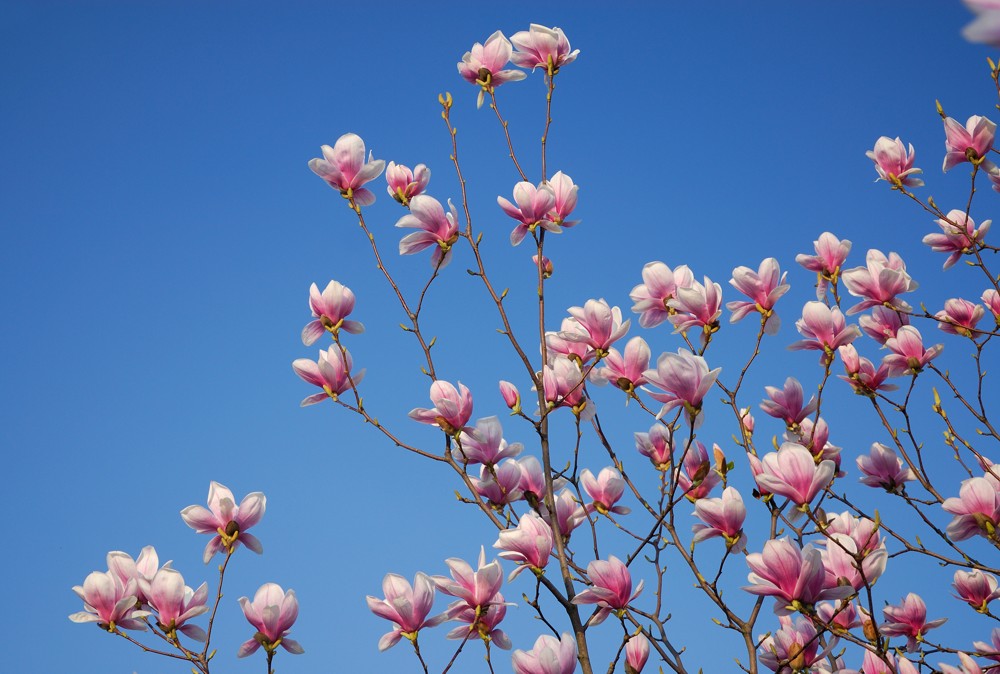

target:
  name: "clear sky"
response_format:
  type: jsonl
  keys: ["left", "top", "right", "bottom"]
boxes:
{"left": 3, "top": 2, "right": 998, "bottom": 672}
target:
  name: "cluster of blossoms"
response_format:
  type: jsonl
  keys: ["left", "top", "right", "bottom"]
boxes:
{"left": 367, "top": 520, "right": 648, "bottom": 666}
{"left": 293, "top": 275, "right": 366, "bottom": 405}
{"left": 346, "top": 29, "right": 1000, "bottom": 670}
{"left": 70, "top": 483, "right": 302, "bottom": 669}
{"left": 76, "top": 13, "right": 1000, "bottom": 674}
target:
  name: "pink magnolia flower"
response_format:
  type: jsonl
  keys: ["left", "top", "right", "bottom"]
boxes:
{"left": 821, "top": 512, "right": 883, "bottom": 557}
{"left": 940, "top": 653, "right": 987, "bottom": 674}
{"left": 292, "top": 346, "right": 364, "bottom": 406}
{"left": 964, "top": 1, "right": 1000, "bottom": 46}
{"left": 396, "top": 195, "right": 461, "bottom": 268}
{"left": 409, "top": 380, "right": 474, "bottom": 435}
{"left": 498, "top": 181, "right": 557, "bottom": 246}
{"left": 366, "top": 573, "right": 445, "bottom": 651}
{"left": 937, "top": 298, "right": 985, "bottom": 337}
{"left": 676, "top": 440, "right": 721, "bottom": 501}
{"left": 788, "top": 302, "right": 860, "bottom": 362}
{"left": 842, "top": 249, "right": 918, "bottom": 315}
{"left": 857, "top": 443, "right": 916, "bottom": 492}
{"left": 953, "top": 569, "right": 1000, "bottom": 612}
{"left": 818, "top": 511, "right": 882, "bottom": 552}
{"left": 236, "top": 584, "right": 303, "bottom": 658}
{"left": 499, "top": 380, "right": 521, "bottom": 413}
{"left": 984, "top": 288, "right": 1000, "bottom": 323}
{"left": 866, "top": 136, "right": 924, "bottom": 187}
{"left": 106, "top": 546, "right": 167, "bottom": 606}
{"left": 643, "top": 348, "right": 721, "bottom": 425}
{"left": 308, "top": 133, "right": 385, "bottom": 206}
{"left": 726, "top": 258, "right": 790, "bottom": 334}
{"left": 69, "top": 569, "right": 151, "bottom": 631}
{"left": 180, "top": 481, "right": 265, "bottom": 563}
{"left": 625, "top": 633, "right": 650, "bottom": 674}
{"left": 559, "top": 298, "right": 630, "bottom": 356}
{"left": 458, "top": 31, "right": 526, "bottom": 108}
{"left": 580, "top": 467, "right": 630, "bottom": 516}
{"left": 943, "top": 115, "right": 997, "bottom": 172}
{"left": 923, "top": 210, "right": 991, "bottom": 269}
{"left": 974, "top": 627, "right": 1000, "bottom": 664}
{"left": 795, "top": 232, "right": 852, "bottom": 301}
{"left": 517, "top": 456, "right": 568, "bottom": 510}
{"left": 942, "top": 476, "right": 1000, "bottom": 540}
{"left": 816, "top": 600, "right": 861, "bottom": 633}
{"left": 517, "top": 455, "right": 545, "bottom": 506}
{"left": 511, "top": 633, "right": 577, "bottom": 674}
{"left": 880, "top": 593, "right": 946, "bottom": 651}
{"left": 432, "top": 547, "right": 503, "bottom": 614}
{"left": 760, "top": 377, "right": 817, "bottom": 429}
{"left": 385, "top": 161, "right": 430, "bottom": 206}
{"left": 635, "top": 423, "right": 674, "bottom": 471}
{"left": 444, "top": 590, "right": 512, "bottom": 649}
{"left": 859, "top": 306, "right": 909, "bottom": 345}
{"left": 447, "top": 592, "right": 512, "bottom": 649}
{"left": 744, "top": 538, "right": 852, "bottom": 612}
{"left": 495, "top": 511, "right": 553, "bottom": 580}
{"left": 755, "top": 442, "right": 835, "bottom": 507}
{"left": 541, "top": 355, "right": 591, "bottom": 417}
{"left": 510, "top": 24, "right": 579, "bottom": 74}
{"left": 301, "top": 280, "right": 364, "bottom": 346}
{"left": 572, "top": 556, "right": 643, "bottom": 625}
{"left": 788, "top": 417, "right": 842, "bottom": 469}
{"left": 820, "top": 533, "right": 887, "bottom": 592}
{"left": 455, "top": 416, "right": 522, "bottom": 466}
{"left": 551, "top": 489, "right": 588, "bottom": 539}
{"left": 546, "top": 171, "right": 579, "bottom": 227}
{"left": 883, "top": 325, "right": 943, "bottom": 376}
{"left": 758, "top": 615, "right": 826, "bottom": 673}
{"left": 143, "top": 567, "right": 209, "bottom": 641}
{"left": 630, "top": 261, "right": 695, "bottom": 328}
{"left": 692, "top": 486, "right": 747, "bottom": 552}
{"left": 547, "top": 317, "right": 596, "bottom": 365}
{"left": 860, "top": 650, "right": 917, "bottom": 674}
{"left": 838, "top": 345, "right": 897, "bottom": 396}
{"left": 470, "top": 459, "right": 524, "bottom": 506}
{"left": 668, "top": 275, "right": 723, "bottom": 340}
{"left": 591, "top": 336, "right": 650, "bottom": 394}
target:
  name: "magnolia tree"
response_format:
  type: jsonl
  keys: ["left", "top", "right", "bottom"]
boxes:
{"left": 71, "top": 15, "right": 1000, "bottom": 674}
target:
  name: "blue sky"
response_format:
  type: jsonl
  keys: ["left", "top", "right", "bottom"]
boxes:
{"left": 3, "top": 2, "right": 999, "bottom": 672}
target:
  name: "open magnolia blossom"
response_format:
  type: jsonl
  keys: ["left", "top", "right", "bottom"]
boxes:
{"left": 366, "top": 573, "right": 446, "bottom": 651}
{"left": 180, "top": 481, "right": 266, "bottom": 563}
{"left": 142, "top": 568, "right": 209, "bottom": 641}
{"left": 510, "top": 24, "right": 579, "bottom": 74}
{"left": 301, "top": 280, "right": 364, "bottom": 346}
{"left": 458, "top": 31, "right": 527, "bottom": 108}
{"left": 867, "top": 136, "right": 924, "bottom": 187}
{"left": 292, "top": 345, "right": 365, "bottom": 406}
{"left": 106, "top": 546, "right": 167, "bottom": 606}
{"left": 409, "top": 379, "right": 474, "bottom": 435}
{"left": 385, "top": 161, "right": 430, "bottom": 205}
{"left": 511, "top": 633, "right": 578, "bottom": 674}
{"left": 70, "top": 570, "right": 151, "bottom": 631}
{"left": 308, "top": 133, "right": 385, "bottom": 206}
{"left": 237, "top": 583, "right": 304, "bottom": 657}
